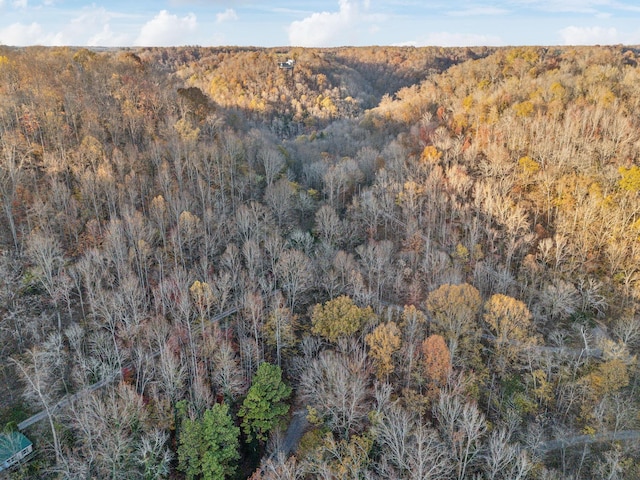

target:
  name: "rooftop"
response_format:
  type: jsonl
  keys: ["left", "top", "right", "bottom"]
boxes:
{"left": 278, "top": 59, "right": 295, "bottom": 69}
{"left": 0, "top": 432, "right": 32, "bottom": 463}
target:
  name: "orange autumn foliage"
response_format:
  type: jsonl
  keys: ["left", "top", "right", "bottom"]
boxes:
{"left": 422, "top": 334, "right": 451, "bottom": 397}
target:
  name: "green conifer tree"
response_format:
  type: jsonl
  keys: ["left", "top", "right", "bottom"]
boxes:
{"left": 238, "top": 362, "right": 292, "bottom": 442}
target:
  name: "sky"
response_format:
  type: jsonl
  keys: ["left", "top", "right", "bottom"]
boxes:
{"left": 1, "top": 0, "right": 640, "bottom": 48}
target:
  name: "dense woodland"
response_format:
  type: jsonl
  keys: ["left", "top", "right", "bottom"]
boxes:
{"left": 1, "top": 44, "right": 640, "bottom": 479}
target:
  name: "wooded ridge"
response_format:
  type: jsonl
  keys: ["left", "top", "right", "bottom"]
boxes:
{"left": 0, "top": 44, "right": 639, "bottom": 479}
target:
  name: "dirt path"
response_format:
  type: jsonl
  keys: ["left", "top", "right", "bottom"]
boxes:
{"left": 279, "top": 409, "right": 309, "bottom": 456}
{"left": 535, "top": 429, "right": 640, "bottom": 455}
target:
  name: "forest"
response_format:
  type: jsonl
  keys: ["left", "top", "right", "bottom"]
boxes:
{"left": 0, "top": 43, "right": 639, "bottom": 479}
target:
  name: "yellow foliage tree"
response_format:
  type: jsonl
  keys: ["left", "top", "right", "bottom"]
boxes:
{"left": 190, "top": 280, "right": 215, "bottom": 332}
{"left": 618, "top": 165, "right": 640, "bottom": 192}
{"left": 420, "top": 145, "right": 442, "bottom": 163}
{"left": 580, "top": 358, "right": 629, "bottom": 402}
{"left": 366, "top": 322, "right": 401, "bottom": 380}
{"left": 483, "top": 294, "right": 533, "bottom": 374}
{"left": 311, "top": 295, "right": 375, "bottom": 342}
{"left": 174, "top": 117, "right": 200, "bottom": 143}
{"left": 513, "top": 100, "right": 534, "bottom": 117}
{"left": 305, "top": 432, "right": 373, "bottom": 479}
{"left": 425, "top": 283, "right": 482, "bottom": 363}
{"left": 530, "top": 369, "right": 554, "bottom": 407}
{"left": 189, "top": 280, "right": 214, "bottom": 312}
{"left": 578, "top": 359, "right": 630, "bottom": 430}
{"left": 518, "top": 156, "right": 540, "bottom": 175}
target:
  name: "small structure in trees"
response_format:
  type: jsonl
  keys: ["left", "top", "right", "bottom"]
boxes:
{"left": 0, "top": 431, "right": 33, "bottom": 472}
{"left": 278, "top": 59, "right": 295, "bottom": 70}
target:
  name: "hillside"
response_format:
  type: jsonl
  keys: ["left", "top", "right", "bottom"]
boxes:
{"left": 0, "top": 44, "right": 639, "bottom": 479}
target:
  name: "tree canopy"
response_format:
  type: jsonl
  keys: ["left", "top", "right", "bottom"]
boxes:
{"left": 177, "top": 402, "right": 240, "bottom": 480}
{"left": 238, "top": 362, "right": 292, "bottom": 443}
{"left": 311, "top": 295, "right": 375, "bottom": 342}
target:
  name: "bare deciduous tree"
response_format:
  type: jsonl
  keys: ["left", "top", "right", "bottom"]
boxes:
{"left": 314, "top": 204, "right": 344, "bottom": 247}
{"left": 275, "top": 249, "right": 312, "bottom": 311}
{"left": 25, "top": 228, "right": 64, "bottom": 330}
{"left": 435, "top": 391, "right": 487, "bottom": 480}
{"left": 264, "top": 292, "right": 297, "bottom": 367}
{"left": 356, "top": 239, "right": 394, "bottom": 306}
{"left": 265, "top": 177, "right": 295, "bottom": 230}
{"left": 12, "top": 345, "right": 64, "bottom": 463}
{"left": 484, "top": 427, "right": 531, "bottom": 480}
{"left": 260, "top": 148, "right": 286, "bottom": 187}
{"left": 251, "top": 452, "right": 303, "bottom": 480}
{"left": 299, "top": 342, "right": 371, "bottom": 437}
{"left": 211, "top": 338, "right": 246, "bottom": 401}
{"left": 374, "top": 402, "right": 451, "bottom": 479}
{"left": 0, "top": 132, "right": 27, "bottom": 249}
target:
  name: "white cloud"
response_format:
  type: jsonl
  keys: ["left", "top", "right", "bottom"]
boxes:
{"left": 168, "top": 0, "right": 247, "bottom": 4}
{"left": 88, "top": 24, "right": 129, "bottom": 47}
{"left": 508, "top": 0, "right": 607, "bottom": 13}
{"left": 67, "top": 6, "right": 130, "bottom": 47}
{"left": 559, "top": 25, "right": 620, "bottom": 44}
{"left": 288, "top": 0, "right": 370, "bottom": 47}
{"left": 399, "top": 32, "right": 503, "bottom": 47}
{"left": 216, "top": 8, "right": 238, "bottom": 23}
{"left": 510, "top": 0, "right": 640, "bottom": 15}
{"left": 71, "top": 6, "right": 109, "bottom": 25}
{"left": 0, "top": 5, "right": 131, "bottom": 46}
{"left": 0, "top": 21, "right": 63, "bottom": 45}
{"left": 12, "top": 0, "right": 27, "bottom": 8}
{"left": 134, "top": 10, "right": 197, "bottom": 46}
{"left": 447, "top": 7, "right": 509, "bottom": 16}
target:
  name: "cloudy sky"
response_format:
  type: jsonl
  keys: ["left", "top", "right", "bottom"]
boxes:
{"left": 1, "top": 0, "right": 640, "bottom": 48}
